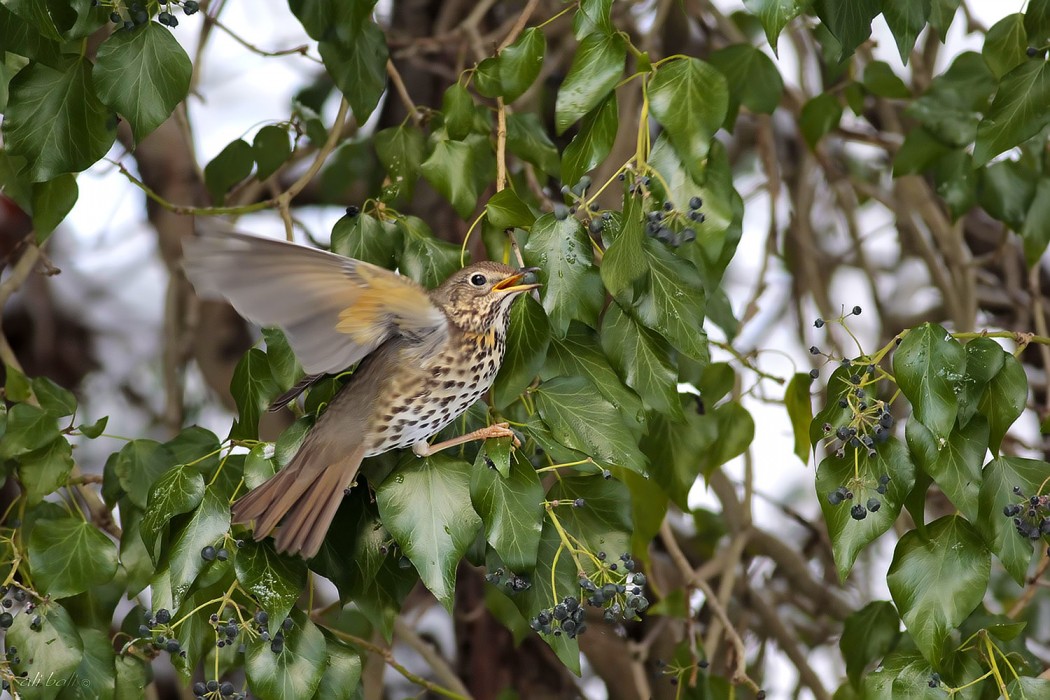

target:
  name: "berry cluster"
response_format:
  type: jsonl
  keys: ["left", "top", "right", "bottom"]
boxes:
{"left": 0, "top": 587, "right": 39, "bottom": 632}
{"left": 530, "top": 595, "right": 587, "bottom": 639}
{"left": 207, "top": 613, "right": 241, "bottom": 649}
{"left": 192, "top": 679, "right": 241, "bottom": 699}
{"left": 255, "top": 614, "right": 295, "bottom": 654}
{"left": 641, "top": 196, "right": 704, "bottom": 247}
{"left": 826, "top": 475, "right": 890, "bottom": 520}
{"left": 485, "top": 568, "right": 532, "bottom": 593}
{"left": 137, "top": 608, "right": 185, "bottom": 655}
{"left": 201, "top": 545, "right": 229, "bottom": 562}
{"left": 527, "top": 553, "right": 647, "bottom": 640}
{"left": 104, "top": 0, "right": 199, "bottom": 30}
{"left": 1003, "top": 486, "right": 1050, "bottom": 540}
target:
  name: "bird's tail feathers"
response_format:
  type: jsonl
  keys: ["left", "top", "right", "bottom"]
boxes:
{"left": 231, "top": 437, "right": 365, "bottom": 559}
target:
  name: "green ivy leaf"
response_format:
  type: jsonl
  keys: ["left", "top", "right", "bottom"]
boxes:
{"left": 313, "top": 634, "right": 363, "bottom": 699}
{"left": 441, "top": 82, "right": 475, "bottom": 141}
{"left": 120, "top": 507, "right": 153, "bottom": 597}
{"left": 374, "top": 123, "right": 425, "bottom": 200}
{"left": 0, "top": 0, "right": 61, "bottom": 43}
{"left": 246, "top": 610, "right": 327, "bottom": 700}
{"left": 601, "top": 302, "right": 682, "bottom": 420}
{"left": 555, "top": 31, "right": 625, "bottom": 135}
{"left": 31, "top": 173, "right": 77, "bottom": 243}
{"left": 905, "top": 417, "right": 986, "bottom": 523}
{"left": 893, "top": 322, "right": 965, "bottom": 440}
{"left": 784, "top": 373, "right": 814, "bottom": 463}
{"left": 976, "top": 455, "right": 1047, "bottom": 585}
{"left": 486, "top": 189, "right": 536, "bottom": 231}
{"left": 32, "top": 372, "right": 75, "bottom": 415}
{"left": 492, "top": 294, "right": 549, "bottom": 410}
{"left": 573, "top": 0, "right": 613, "bottom": 39}
{"left": 93, "top": 22, "right": 191, "bottom": 143}
{"left": 522, "top": 213, "right": 603, "bottom": 336}
{"left": 800, "top": 92, "right": 843, "bottom": 149}
{"left": 8, "top": 602, "right": 83, "bottom": 700}
{"left": 887, "top": 515, "right": 990, "bottom": 666}
{"left": 376, "top": 453, "right": 481, "bottom": 611}
{"left": 743, "top": 0, "right": 805, "bottom": 54}
{"left": 474, "top": 27, "right": 545, "bottom": 103}
{"left": 166, "top": 488, "right": 231, "bottom": 610}
{"left": 18, "top": 436, "right": 73, "bottom": 505}
{"left": 707, "top": 44, "right": 784, "bottom": 128}
{"left": 420, "top": 133, "right": 493, "bottom": 218}
{"left": 253, "top": 125, "right": 292, "bottom": 181}
{"left": 627, "top": 239, "right": 708, "bottom": 361}
{"left": 309, "top": 489, "right": 418, "bottom": 640}
{"left": 1024, "top": 0, "right": 1050, "bottom": 47}
{"left": 470, "top": 450, "right": 544, "bottom": 572}
{"left": 982, "top": 14, "right": 1028, "bottom": 79}
{"left": 973, "top": 60, "right": 1050, "bottom": 166}
{"left": 262, "top": 327, "right": 303, "bottom": 393}
{"left": 648, "top": 57, "right": 728, "bottom": 181}
{"left": 506, "top": 113, "right": 560, "bottom": 177}
{"left": 114, "top": 439, "right": 177, "bottom": 509}
{"left": 319, "top": 21, "right": 387, "bottom": 123}
{"left": 397, "top": 216, "right": 461, "bottom": 289}
{"left": 815, "top": 0, "right": 880, "bottom": 60}
{"left": 230, "top": 348, "right": 279, "bottom": 441}
{"left": 956, "top": 338, "right": 1005, "bottom": 427}
{"left": 893, "top": 127, "right": 952, "bottom": 176}
{"left": 541, "top": 322, "right": 645, "bottom": 434}
{"left": 235, "top": 540, "right": 308, "bottom": 637}
{"left": 840, "top": 601, "right": 901, "bottom": 688}
{"left": 2, "top": 58, "right": 115, "bottom": 181}
{"left": 140, "top": 466, "right": 205, "bottom": 564}
{"left": 882, "top": 0, "right": 930, "bottom": 64}
{"left": 331, "top": 212, "right": 401, "bottom": 269}
{"left": 862, "top": 61, "right": 912, "bottom": 98}
{"left": 1020, "top": 178, "right": 1050, "bottom": 266}
{"left": 204, "top": 138, "right": 254, "bottom": 205}
{"left": 816, "top": 438, "right": 917, "bottom": 581}
{"left": 561, "top": 93, "right": 618, "bottom": 188}
{"left": 976, "top": 351, "right": 1027, "bottom": 457}
{"left": 534, "top": 375, "right": 647, "bottom": 475}
{"left": 29, "top": 517, "right": 119, "bottom": 599}
{"left": 641, "top": 396, "right": 716, "bottom": 508}
{"left": 0, "top": 402, "right": 59, "bottom": 458}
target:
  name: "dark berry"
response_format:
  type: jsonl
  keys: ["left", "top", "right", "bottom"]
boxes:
{"left": 201, "top": 546, "right": 217, "bottom": 561}
{"left": 193, "top": 682, "right": 207, "bottom": 695}
{"left": 183, "top": 0, "right": 199, "bottom": 13}
{"left": 110, "top": 10, "right": 121, "bottom": 22}
{"left": 866, "top": 498, "right": 881, "bottom": 512}
{"left": 852, "top": 306, "right": 862, "bottom": 315}
{"left": 814, "top": 318, "right": 824, "bottom": 328}
{"left": 166, "top": 639, "right": 181, "bottom": 653}
{"left": 216, "top": 548, "right": 229, "bottom": 561}
{"left": 1027, "top": 46, "right": 1039, "bottom": 57}
{"left": 0, "top": 613, "right": 12, "bottom": 629}
{"left": 689, "top": 196, "right": 702, "bottom": 210}
{"left": 850, "top": 504, "right": 867, "bottom": 520}
{"left": 155, "top": 608, "right": 171, "bottom": 624}
{"left": 282, "top": 617, "right": 294, "bottom": 631}
{"left": 573, "top": 498, "right": 585, "bottom": 508}
{"left": 553, "top": 204, "right": 569, "bottom": 220}
{"left": 220, "top": 682, "right": 235, "bottom": 695}
{"left": 13, "top": 590, "right": 26, "bottom": 602}
{"left": 827, "top": 490, "right": 844, "bottom": 505}
{"left": 809, "top": 369, "right": 819, "bottom": 379}
{"left": 207, "top": 680, "right": 219, "bottom": 691}
{"left": 879, "top": 474, "right": 890, "bottom": 485}
{"left": 809, "top": 346, "right": 820, "bottom": 355}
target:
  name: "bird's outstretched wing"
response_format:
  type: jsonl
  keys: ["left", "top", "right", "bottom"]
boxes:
{"left": 183, "top": 230, "right": 449, "bottom": 374}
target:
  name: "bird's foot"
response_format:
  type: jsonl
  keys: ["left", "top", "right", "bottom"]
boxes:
{"left": 413, "top": 422, "right": 521, "bottom": 457}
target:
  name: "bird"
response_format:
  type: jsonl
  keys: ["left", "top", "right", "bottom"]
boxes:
{"left": 182, "top": 229, "right": 539, "bottom": 558}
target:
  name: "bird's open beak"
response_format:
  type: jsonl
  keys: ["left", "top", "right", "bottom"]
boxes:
{"left": 493, "top": 267, "right": 541, "bottom": 293}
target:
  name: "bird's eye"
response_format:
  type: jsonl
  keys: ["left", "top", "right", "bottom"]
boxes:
{"left": 470, "top": 273, "right": 487, "bottom": 287}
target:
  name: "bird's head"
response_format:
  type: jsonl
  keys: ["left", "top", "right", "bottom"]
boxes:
{"left": 431, "top": 261, "right": 540, "bottom": 334}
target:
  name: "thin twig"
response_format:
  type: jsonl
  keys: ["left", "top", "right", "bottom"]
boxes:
{"left": 659, "top": 521, "right": 759, "bottom": 691}
{"left": 748, "top": 588, "right": 830, "bottom": 700}
{"left": 497, "top": 0, "right": 541, "bottom": 50}
{"left": 386, "top": 60, "right": 422, "bottom": 125}
{"left": 393, "top": 618, "right": 472, "bottom": 699}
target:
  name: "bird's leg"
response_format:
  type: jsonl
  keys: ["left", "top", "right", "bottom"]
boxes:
{"left": 412, "top": 423, "right": 520, "bottom": 457}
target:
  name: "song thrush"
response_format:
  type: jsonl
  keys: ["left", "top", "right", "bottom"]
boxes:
{"left": 183, "top": 230, "right": 539, "bottom": 558}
